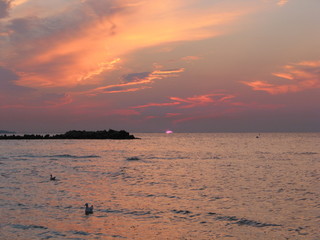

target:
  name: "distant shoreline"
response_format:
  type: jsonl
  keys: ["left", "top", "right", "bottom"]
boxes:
{"left": 0, "top": 130, "right": 16, "bottom": 134}
{"left": 0, "top": 129, "right": 138, "bottom": 140}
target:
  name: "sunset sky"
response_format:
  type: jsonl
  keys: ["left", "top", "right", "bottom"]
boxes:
{"left": 0, "top": 0, "right": 319, "bottom": 133}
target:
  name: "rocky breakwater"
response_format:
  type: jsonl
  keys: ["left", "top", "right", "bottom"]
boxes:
{"left": 0, "top": 129, "right": 138, "bottom": 140}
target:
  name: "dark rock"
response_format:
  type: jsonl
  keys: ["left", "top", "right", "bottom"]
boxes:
{"left": 0, "top": 129, "right": 138, "bottom": 140}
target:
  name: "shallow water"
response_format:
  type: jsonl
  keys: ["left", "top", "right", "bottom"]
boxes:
{"left": 0, "top": 133, "right": 319, "bottom": 239}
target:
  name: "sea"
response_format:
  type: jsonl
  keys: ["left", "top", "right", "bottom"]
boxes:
{"left": 0, "top": 133, "right": 319, "bottom": 240}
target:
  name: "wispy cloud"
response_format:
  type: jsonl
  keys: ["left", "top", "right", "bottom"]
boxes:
{"left": 133, "top": 102, "right": 181, "bottom": 109}
{"left": 133, "top": 93, "right": 235, "bottom": 109}
{"left": 242, "top": 60, "right": 320, "bottom": 94}
{"left": 84, "top": 68, "right": 185, "bottom": 95}
{"left": 131, "top": 91, "right": 285, "bottom": 124}
{"left": 181, "top": 56, "right": 201, "bottom": 62}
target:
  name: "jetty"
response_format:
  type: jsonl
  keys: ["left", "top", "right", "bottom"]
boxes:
{"left": 0, "top": 129, "right": 137, "bottom": 140}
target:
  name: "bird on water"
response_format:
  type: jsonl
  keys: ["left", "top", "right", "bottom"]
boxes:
{"left": 50, "top": 174, "right": 56, "bottom": 181}
{"left": 85, "top": 203, "right": 94, "bottom": 215}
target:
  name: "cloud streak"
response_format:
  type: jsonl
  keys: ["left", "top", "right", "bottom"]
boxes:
{"left": 84, "top": 68, "right": 185, "bottom": 95}
{"left": 242, "top": 60, "right": 320, "bottom": 94}
{"left": 133, "top": 93, "right": 236, "bottom": 110}
{"left": 132, "top": 92, "right": 284, "bottom": 124}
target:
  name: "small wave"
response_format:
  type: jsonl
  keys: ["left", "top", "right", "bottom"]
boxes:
{"left": 50, "top": 154, "right": 100, "bottom": 159}
{"left": 111, "top": 234, "right": 127, "bottom": 239}
{"left": 125, "top": 210, "right": 151, "bottom": 216}
{"left": 12, "top": 224, "right": 48, "bottom": 230}
{"left": 298, "top": 152, "right": 318, "bottom": 155}
{"left": 126, "top": 156, "right": 140, "bottom": 161}
{"left": 17, "top": 154, "right": 100, "bottom": 159}
{"left": 38, "top": 231, "right": 66, "bottom": 238}
{"left": 215, "top": 215, "right": 281, "bottom": 227}
{"left": 287, "top": 152, "right": 318, "bottom": 155}
{"left": 72, "top": 230, "right": 90, "bottom": 236}
{"left": 101, "top": 208, "right": 153, "bottom": 217}
{"left": 172, "top": 209, "right": 192, "bottom": 215}
{"left": 100, "top": 209, "right": 124, "bottom": 214}
{"left": 147, "top": 156, "right": 189, "bottom": 160}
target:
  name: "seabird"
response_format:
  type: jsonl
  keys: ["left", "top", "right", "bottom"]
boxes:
{"left": 85, "top": 203, "right": 94, "bottom": 215}
{"left": 50, "top": 174, "right": 56, "bottom": 181}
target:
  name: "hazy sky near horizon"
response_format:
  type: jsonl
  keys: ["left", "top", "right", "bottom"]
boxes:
{"left": 0, "top": 0, "right": 319, "bottom": 132}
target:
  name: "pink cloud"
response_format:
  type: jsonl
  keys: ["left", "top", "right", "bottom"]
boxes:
{"left": 181, "top": 56, "right": 201, "bottom": 62}
{"left": 170, "top": 94, "right": 235, "bottom": 109}
{"left": 130, "top": 91, "right": 285, "bottom": 125}
{"left": 243, "top": 60, "right": 320, "bottom": 94}
{"left": 132, "top": 93, "right": 235, "bottom": 110}
{"left": 165, "top": 113, "right": 182, "bottom": 118}
{"left": 133, "top": 102, "right": 181, "bottom": 109}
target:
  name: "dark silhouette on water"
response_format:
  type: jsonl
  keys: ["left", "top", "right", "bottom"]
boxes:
{"left": 0, "top": 129, "right": 138, "bottom": 140}
{"left": 0, "top": 130, "right": 15, "bottom": 134}
{"left": 85, "top": 203, "right": 93, "bottom": 215}
{"left": 50, "top": 174, "right": 56, "bottom": 181}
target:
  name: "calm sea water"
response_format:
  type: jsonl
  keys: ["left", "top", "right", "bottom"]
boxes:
{"left": 0, "top": 133, "right": 319, "bottom": 240}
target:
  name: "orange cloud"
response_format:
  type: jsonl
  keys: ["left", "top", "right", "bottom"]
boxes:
{"left": 272, "top": 72, "right": 293, "bottom": 80}
{"left": 12, "top": 0, "right": 29, "bottom": 7}
{"left": 277, "top": 0, "right": 289, "bottom": 6}
{"left": 1, "top": 0, "right": 255, "bottom": 89}
{"left": 243, "top": 60, "right": 320, "bottom": 94}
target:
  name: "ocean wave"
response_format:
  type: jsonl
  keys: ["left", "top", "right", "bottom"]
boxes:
{"left": 286, "top": 152, "right": 318, "bottom": 155}
{"left": 50, "top": 154, "right": 100, "bottom": 159}
{"left": 126, "top": 156, "right": 140, "bottom": 161}
{"left": 146, "top": 156, "right": 189, "bottom": 160}
{"left": 11, "top": 224, "right": 48, "bottom": 230}
{"left": 16, "top": 154, "right": 100, "bottom": 159}
{"left": 71, "top": 230, "right": 90, "bottom": 236}
{"left": 214, "top": 214, "right": 282, "bottom": 227}
{"left": 297, "top": 152, "right": 318, "bottom": 155}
